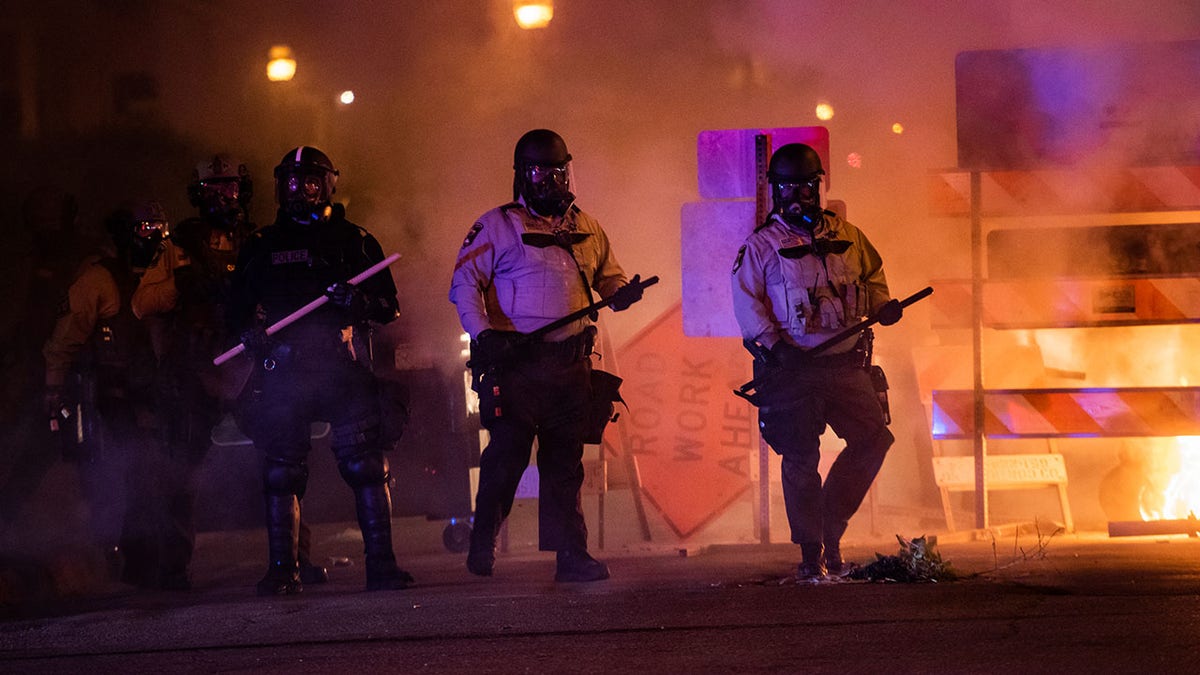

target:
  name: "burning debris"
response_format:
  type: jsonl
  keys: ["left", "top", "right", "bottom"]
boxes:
{"left": 848, "top": 535, "right": 957, "bottom": 583}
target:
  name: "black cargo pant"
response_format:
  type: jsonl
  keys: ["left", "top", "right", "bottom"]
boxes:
{"left": 474, "top": 340, "right": 592, "bottom": 553}
{"left": 756, "top": 356, "right": 894, "bottom": 550}
{"left": 240, "top": 357, "right": 385, "bottom": 490}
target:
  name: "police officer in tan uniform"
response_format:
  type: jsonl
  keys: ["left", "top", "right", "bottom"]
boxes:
{"left": 450, "top": 129, "right": 643, "bottom": 582}
{"left": 42, "top": 200, "right": 164, "bottom": 584}
{"left": 730, "top": 143, "right": 901, "bottom": 581}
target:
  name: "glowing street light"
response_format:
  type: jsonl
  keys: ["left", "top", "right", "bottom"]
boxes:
{"left": 339, "top": 90, "right": 355, "bottom": 105}
{"left": 514, "top": 1, "right": 553, "bottom": 29}
{"left": 266, "top": 45, "right": 297, "bottom": 82}
{"left": 815, "top": 101, "right": 834, "bottom": 121}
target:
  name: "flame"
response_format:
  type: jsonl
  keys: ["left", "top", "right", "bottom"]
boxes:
{"left": 1142, "top": 436, "right": 1200, "bottom": 520}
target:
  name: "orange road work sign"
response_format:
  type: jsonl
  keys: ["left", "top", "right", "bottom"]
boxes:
{"left": 616, "top": 303, "right": 754, "bottom": 538}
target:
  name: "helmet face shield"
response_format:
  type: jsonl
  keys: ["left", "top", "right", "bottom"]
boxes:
{"left": 284, "top": 171, "right": 329, "bottom": 203}
{"left": 189, "top": 154, "right": 252, "bottom": 227}
{"left": 520, "top": 161, "right": 574, "bottom": 216}
{"left": 134, "top": 218, "right": 169, "bottom": 240}
{"left": 773, "top": 176, "right": 823, "bottom": 225}
{"left": 526, "top": 163, "right": 570, "bottom": 186}
{"left": 774, "top": 177, "right": 821, "bottom": 205}
{"left": 196, "top": 179, "right": 243, "bottom": 229}
{"left": 125, "top": 200, "right": 169, "bottom": 268}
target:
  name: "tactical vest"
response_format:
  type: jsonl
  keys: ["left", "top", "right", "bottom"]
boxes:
{"left": 85, "top": 257, "right": 155, "bottom": 396}
{"left": 245, "top": 215, "right": 374, "bottom": 358}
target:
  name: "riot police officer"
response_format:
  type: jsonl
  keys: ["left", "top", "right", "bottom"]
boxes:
{"left": 132, "top": 154, "right": 326, "bottom": 590}
{"left": 450, "top": 129, "right": 644, "bottom": 582}
{"left": 41, "top": 200, "right": 164, "bottom": 578}
{"left": 228, "top": 146, "right": 410, "bottom": 595}
{"left": 730, "top": 143, "right": 902, "bottom": 581}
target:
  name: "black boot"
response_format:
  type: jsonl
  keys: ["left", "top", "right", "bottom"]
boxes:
{"left": 466, "top": 516, "right": 497, "bottom": 577}
{"left": 555, "top": 548, "right": 609, "bottom": 582}
{"left": 355, "top": 483, "right": 413, "bottom": 591}
{"left": 297, "top": 517, "right": 328, "bottom": 585}
{"left": 822, "top": 541, "right": 859, "bottom": 578}
{"left": 797, "top": 542, "right": 826, "bottom": 581}
{"left": 256, "top": 494, "right": 302, "bottom": 596}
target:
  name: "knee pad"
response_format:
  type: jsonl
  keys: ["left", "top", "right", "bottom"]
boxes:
{"left": 337, "top": 450, "right": 389, "bottom": 488}
{"left": 263, "top": 458, "right": 309, "bottom": 497}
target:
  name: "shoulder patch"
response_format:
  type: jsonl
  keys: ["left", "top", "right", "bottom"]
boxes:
{"left": 732, "top": 245, "right": 746, "bottom": 274}
{"left": 462, "top": 221, "right": 485, "bottom": 248}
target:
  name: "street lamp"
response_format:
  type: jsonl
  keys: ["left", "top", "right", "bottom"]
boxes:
{"left": 513, "top": 1, "right": 553, "bottom": 29}
{"left": 266, "top": 45, "right": 297, "bottom": 82}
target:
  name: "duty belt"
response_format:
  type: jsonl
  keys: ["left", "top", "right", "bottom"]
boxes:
{"left": 808, "top": 349, "right": 867, "bottom": 369}
{"left": 525, "top": 329, "right": 595, "bottom": 362}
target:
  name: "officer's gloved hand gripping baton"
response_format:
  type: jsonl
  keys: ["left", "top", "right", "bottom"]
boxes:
{"left": 212, "top": 252, "right": 402, "bottom": 367}
{"left": 733, "top": 285, "right": 933, "bottom": 402}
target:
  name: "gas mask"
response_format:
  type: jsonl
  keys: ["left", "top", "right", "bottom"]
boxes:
{"left": 773, "top": 176, "right": 823, "bottom": 231}
{"left": 513, "top": 129, "right": 575, "bottom": 218}
{"left": 278, "top": 168, "right": 334, "bottom": 225}
{"left": 519, "top": 162, "right": 575, "bottom": 218}
{"left": 273, "top": 146, "right": 339, "bottom": 226}
{"left": 130, "top": 218, "right": 167, "bottom": 269}
{"left": 196, "top": 180, "right": 245, "bottom": 231}
{"left": 767, "top": 143, "right": 826, "bottom": 232}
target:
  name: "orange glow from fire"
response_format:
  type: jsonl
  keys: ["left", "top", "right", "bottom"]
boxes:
{"left": 1141, "top": 437, "right": 1200, "bottom": 520}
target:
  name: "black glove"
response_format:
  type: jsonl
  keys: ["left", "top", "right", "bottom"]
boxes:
{"left": 240, "top": 326, "right": 274, "bottom": 358}
{"left": 609, "top": 275, "right": 644, "bottom": 312}
{"left": 877, "top": 298, "right": 903, "bottom": 326}
{"left": 769, "top": 341, "right": 810, "bottom": 370}
{"left": 473, "top": 329, "right": 522, "bottom": 366}
{"left": 325, "top": 281, "right": 369, "bottom": 320}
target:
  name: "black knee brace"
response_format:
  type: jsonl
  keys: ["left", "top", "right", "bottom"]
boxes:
{"left": 337, "top": 449, "right": 389, "bottom": 489}
{"left": 263, "top": 458, "right": 309, "bottom": 497}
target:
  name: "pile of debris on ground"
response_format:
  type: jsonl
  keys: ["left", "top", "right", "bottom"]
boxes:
{"left": 849, "top": 534, "right": 956, "bottom": 583}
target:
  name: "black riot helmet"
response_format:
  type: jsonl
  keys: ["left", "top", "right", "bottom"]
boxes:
{"left": 768, "top": 143, "right": 825, "bottom": 230}
{"left": 274, "top": 146, "right": 339, "bottom": 225}
{"left": 188, "top": 153, "right": 252, "bottom": 231}
{"left": 512, "top": 129, "right": 575, "bottom": 218}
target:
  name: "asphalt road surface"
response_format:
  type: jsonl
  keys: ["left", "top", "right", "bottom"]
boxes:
{"left": 3, "top": 524, "right": 1200, "bottom": 673}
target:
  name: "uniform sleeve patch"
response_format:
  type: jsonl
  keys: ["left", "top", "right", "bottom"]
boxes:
{"left": 732, "top": 244, "right": 746, "bottom": 274}
{"left": 462, "top": 221, "right": 484, "bottom": 248}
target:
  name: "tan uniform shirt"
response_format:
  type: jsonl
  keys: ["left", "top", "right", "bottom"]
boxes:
{"left": 450, "top": 200, "right": 627, "bottom": 342}
{"left": 731, "top": 212, "right": 891, "bottom": 353}
{"left": 131, "top": 238, "right": 186, "bottom": 319}
{"left": 43, "top": 255, "right": 122, "bottom": 388}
